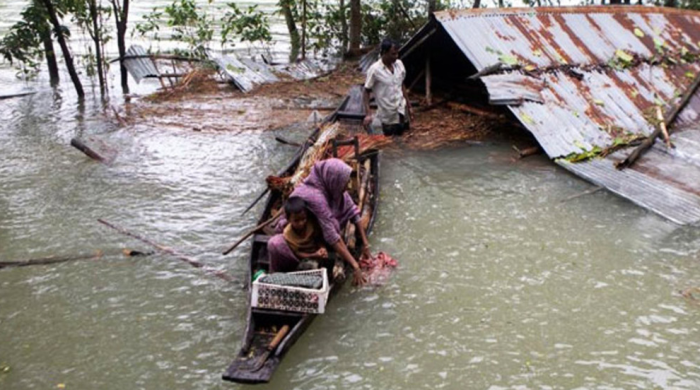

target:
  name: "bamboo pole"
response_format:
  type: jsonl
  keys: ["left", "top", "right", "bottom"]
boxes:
{"left": 446, "top": 102, "right": 505, "bottom": 119}
{"left": 98, "top": 219, "right": 233, "bottom": 282}
{"left": 0, "top": 251, "right": 104, "bottom": 269}
{"left": 656, "top": 106, "right": 671, "bottom": 148}
{"left": 0, "top": 249, "right": 151, "bottom": 269}
{"left": 346, "top": 159, "right": 371, "bottom": 250}
{"left": 617, "top": 73, "right": 700, "bottom": 170}
{"left": 0, "top": 92, "right": 38, "bottom": 100}
{"left": 407, "top": 68, "right": 426, "bottom": 93}
{"left": 222, "top": 209, "right": 284, "bottom": 255}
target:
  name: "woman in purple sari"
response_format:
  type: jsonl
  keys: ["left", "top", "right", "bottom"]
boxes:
{"left": 267, "top": 158, "right": 370, "bottom": 285}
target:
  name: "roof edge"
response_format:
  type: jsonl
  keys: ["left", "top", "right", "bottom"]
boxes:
{"left": 434, "top": 5, "right": 700, "bottom": 19}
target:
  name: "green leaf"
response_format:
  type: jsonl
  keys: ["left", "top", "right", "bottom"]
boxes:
{"left": 523, "top": 64, "right": 536, "bottom": 72}
{"left": 593, "top": 99, "right": 605, "bottom": 107}
{"left": 533, "top": 49, "right": 543, "bottom": 57}
{"left": 499, "top": 53, "right": 518, "bottom": 66}
{"left": 615, "top": 49, "right": 633, "bottom": 64}
{"left": 520, "top": 113, "right": 534, "bottom": 124}
{"left": 564, "top": 145, "right": 603, "bottom": 163}
{"left": 653, "top": 37, "right": 664, "bottom": 48}
{"left": 634, "top": 28, "right": 644, "bottom": 38}
{"left": 686, "top": 71, "right": 695, "bottom": 79}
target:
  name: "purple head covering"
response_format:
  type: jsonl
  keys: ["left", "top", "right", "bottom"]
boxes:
{"left": 289, "top": 158, "right": 360, "bottom": 245}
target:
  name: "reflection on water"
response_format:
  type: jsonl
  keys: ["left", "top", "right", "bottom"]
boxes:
{"left": 2, "top": 89, "right": 700, "bottom": 389}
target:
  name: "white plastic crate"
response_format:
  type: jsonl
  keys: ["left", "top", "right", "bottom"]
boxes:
{"left": 251, "top": 268, "right": 329, "bottom": 314}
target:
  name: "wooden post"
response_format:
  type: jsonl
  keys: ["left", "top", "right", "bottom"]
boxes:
{"left": 425, "top": 54, "right": 432, "bottom": 105}
{"left": 151, "top": 57, "right": 167, "bottom": 90}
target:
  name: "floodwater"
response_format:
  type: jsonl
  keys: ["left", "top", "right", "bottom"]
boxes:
{"left": 2, "top": 1, "right": 700, "bottom": 390}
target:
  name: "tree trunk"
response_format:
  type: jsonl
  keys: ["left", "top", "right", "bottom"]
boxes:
{"left": 88, "top": 0, "right": 106, "bottom": 94}
{"left": 117, "top": 25, "right": 128, "bottom": 93}
{"left": 663, "top": 0, "right": 677, "bottom": 6}
{"left": 498, "top": 0, "right": 504, "bottom": 7}
{"left": 301, "top": 0, "right": 306, "bottom": 60}
{"left": 40, "top": 23, "right": 59, "bottom": 85}
{"left": 339, "top": 0, "right": 348, "bottom": 53}
{"left": 34, "top": 0, "right": 60, "bottom": 85}
{"left": 40, "top": 0, "right": 84, "bottom": 98}
{"left": 472, "top": 0, "right": 481, "bottom": 8}
{"left": 428, "top": 0, "right": 436, "bottom": 13}
{"left": 280, "top": 0, "right": 300, "bottom": 62}
{"left": 609, "top": 0, "right": 622, "bottom": 4}
{"left": 348, "top": 0, "right": 361, "bottom": 56}
{"left": 111, "top": 0, "right": 129, "bottom": 93}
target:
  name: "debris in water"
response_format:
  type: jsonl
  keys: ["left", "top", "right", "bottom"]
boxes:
{"left": 360, "top": 251, "right": 398, "bottom": 286}
{"left": 70, "top": 135, "right": 117, "bottom": 164}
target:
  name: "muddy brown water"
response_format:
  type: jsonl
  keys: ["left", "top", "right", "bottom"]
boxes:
{"left": 2, "top": 2, "right": 700, "bottom": 389}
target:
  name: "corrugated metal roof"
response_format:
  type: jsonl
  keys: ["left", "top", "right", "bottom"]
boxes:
{"left": 480, "top": 73, "right": 545, "bottom": 104}
{"left": 213, "top": 53, "right": 335, "bottom": 93}
{"left": 123, "top": 45, "right": 160, "bottom": 83}
{"left": 427, "top": 6, "right": 700, "bottom": 224}
{"left": 557, "top": 136, "right": 700, "bottom": 225}
{"left": 212, "top": 54, "right": 276, "bottom": 93}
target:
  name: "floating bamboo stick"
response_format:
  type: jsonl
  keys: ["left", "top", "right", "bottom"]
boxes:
{"left": 98, "top": 219, "right": 233, "bottom": 282}
{"left": 0, "top": 249, "right": 151, "bottom": 269}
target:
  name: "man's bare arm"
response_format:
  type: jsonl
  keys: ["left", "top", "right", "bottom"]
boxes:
{"left": 363, "top": 88, "right": 373, "bottom": 127}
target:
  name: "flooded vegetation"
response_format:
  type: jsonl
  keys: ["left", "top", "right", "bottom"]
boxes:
{"left": 2, "top": 1, "right": 700, "bottom": 389}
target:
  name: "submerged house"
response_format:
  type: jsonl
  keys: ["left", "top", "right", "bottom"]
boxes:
{"left": 401, "top": 6, "right": 700, "bottom": 225}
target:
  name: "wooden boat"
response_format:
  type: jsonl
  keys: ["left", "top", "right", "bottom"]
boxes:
{"left": 222, "top": 87, "right": 380, "bottom": 384}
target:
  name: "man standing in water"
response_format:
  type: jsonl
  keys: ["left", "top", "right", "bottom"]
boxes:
{"left": 363, "top": 38, "right": 414, "bottom": 136}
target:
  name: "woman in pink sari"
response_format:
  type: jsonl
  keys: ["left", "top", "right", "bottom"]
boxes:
{"left": 267, "top": 158, "right": 370, "bottom": 285}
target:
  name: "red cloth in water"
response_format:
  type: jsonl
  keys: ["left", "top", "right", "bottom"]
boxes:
{"left": 359, "top": 251, "right": 398, "bottom": 285}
